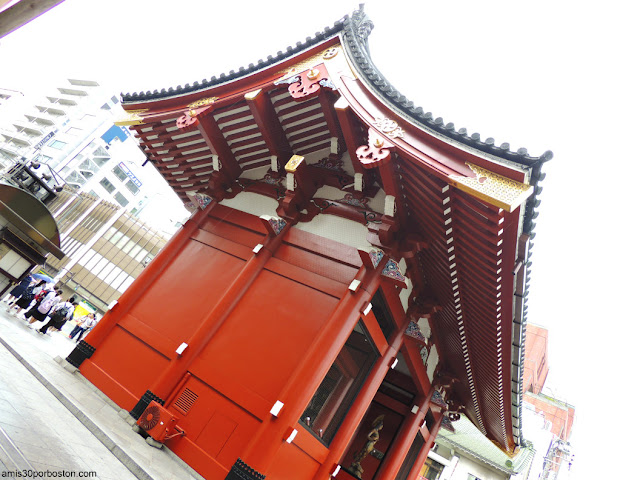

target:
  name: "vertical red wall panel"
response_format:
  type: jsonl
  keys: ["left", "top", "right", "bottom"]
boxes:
{"left": 81, "top": 326, "right": 170, "bottom": 409}
{"left": 128, "top": 240, "right": 246, "bottom": 343}
{"left": 191, "top": 269, "right": 340, "bottom": 404}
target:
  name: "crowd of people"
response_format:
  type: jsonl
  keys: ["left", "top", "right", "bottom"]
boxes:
{"left": 3, "top": 275, "right": 99, "bottom": 341}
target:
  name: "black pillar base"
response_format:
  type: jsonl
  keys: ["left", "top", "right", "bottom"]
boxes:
{"left": 65, "top": 340, "right": 96, "bottom": 368}
{"left": 225, "top": 458, "right": 265, "bottom": 480}
{"left": 129, "top": 390, "right": 165, "bottom": 420}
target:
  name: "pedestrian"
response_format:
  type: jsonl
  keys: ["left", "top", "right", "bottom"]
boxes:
{"left": 68, "top": 313, "right": 97, "bottom": 341}
{"left": 3, "top": 275, "right": 33, "bottom": 305}
{"left": 26, "top": 288, "right": 62, "bottom": 325}
{"left": 38, "top": 299, "right": 77, "bottom": 335}
{"left": 6, "top": 280, "right": 47, "bottom": 317}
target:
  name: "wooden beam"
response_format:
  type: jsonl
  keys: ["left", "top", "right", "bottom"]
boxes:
{"left": 245, "top": 89, "right": 292, "bottom": 170}
{"left": 334, "top": 96, "right": 365, "bottom": 177}
{"left": 195, "top": 112, "right": 241, "bottom": 188}
{"left": 317, "top": 90, "right": 346, "bottom": 154}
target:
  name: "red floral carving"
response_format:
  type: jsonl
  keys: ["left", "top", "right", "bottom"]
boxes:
{"left": 356, "top": 128, "right": 394, "bottom": 168}
{"left": 288, "top": 64, "right": 330, "bottom": 100}
{"left": 176, "top": 113, "right": 198, "bottom": 130}
{"left": 176, "top": 106, "right": 211, "bottom": 131}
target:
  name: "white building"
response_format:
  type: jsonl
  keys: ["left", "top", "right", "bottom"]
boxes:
{"left": 0, "top": 79, "right": 188, "bottom": 236}
{"left": 0, "top": 79, "right": 190, "bottom": 309}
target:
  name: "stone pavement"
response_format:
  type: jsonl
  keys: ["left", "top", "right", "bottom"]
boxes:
{"left": 0, "top": 305, "right": 205, "bottom": 480}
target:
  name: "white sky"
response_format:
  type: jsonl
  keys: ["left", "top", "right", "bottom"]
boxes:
{"left": 2, "top": 1, "right": 638, "bottom": 477}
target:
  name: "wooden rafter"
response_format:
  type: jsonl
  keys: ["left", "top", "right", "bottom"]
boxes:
{"left": 245, "top": 89, "right": 292, "bottom": 169}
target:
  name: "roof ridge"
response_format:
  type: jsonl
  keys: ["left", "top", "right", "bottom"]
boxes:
{"left": 339, "top": 5, "right": 553, "bottom": 170}
{"left": 120, "top": 14, "right": 350, "bottom": 103}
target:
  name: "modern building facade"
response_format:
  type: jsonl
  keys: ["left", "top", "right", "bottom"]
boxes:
{"left": 0, "top": 79, "right": 188, "bottom": 309}
{"left": 66, "top": 6, "right": 552, "bottom": 480}
{"left": 37, "top": 187, "right": 167, "bottom": 313}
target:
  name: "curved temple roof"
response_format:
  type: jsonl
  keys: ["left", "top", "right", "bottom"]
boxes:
{"left": 119, "top": 5, "right": 551, "bottom": 453}
{"left": 121, "top": 6, "right": 552, "bottom": 172}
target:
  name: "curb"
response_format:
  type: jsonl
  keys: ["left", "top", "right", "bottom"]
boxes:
{"left": 0, "top": 335, "right": 155, "bottom": 480}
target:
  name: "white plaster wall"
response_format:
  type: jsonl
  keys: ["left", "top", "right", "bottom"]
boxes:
{"left": 418, "top": 317, "right": 432, "bottom": 339}
{"left": 314, "top": 185, "right": 352, "bottom": 202}
{"left": 220, "top": 191, "right": 279, "bottom": 219}
{"left": 397, "top": 258, "right": 413, "bottom": 312}
{"left": 294, "top": 214, "right": 370, "bottom": 250}
{"left": 367, "top": 186, "right": 386, "bottom": 214}
{"left": 239, "top": 165, "right": 271, "bottom": 181}
{"left": 426, "top": 344, "right": 439, "bottom": 382}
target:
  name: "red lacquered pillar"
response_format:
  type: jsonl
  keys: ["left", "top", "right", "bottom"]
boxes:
{"left": 226, "top": 260, "right": 386, "bottom": 480}
{"left": 129, "top": 218, "right": 295, "bottom": 419}
{"left": 67, "top": 203, "right": 215, "bottom": 368}
{"left": 312, "top": 320, "right": 408, "bottom": 480}
{"left": 374, "top": 393, "right": 431, "bottom": 480}
{"left": 404, "top": 412, "right": 444, "bottom": 480}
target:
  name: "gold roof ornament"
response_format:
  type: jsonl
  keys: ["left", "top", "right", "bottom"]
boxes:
{"left": 187, "top": 97, "right": 218, "bottom": 109}
{"left": 114, "top": 109, "right": 148, "bottom": 126}
{"left": 450, "top": 163, "right": 534, "bottom": 213}
{"left": 373, "top": 117, "right": 405, "bottom": 139}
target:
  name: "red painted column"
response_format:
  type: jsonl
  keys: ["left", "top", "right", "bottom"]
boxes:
{"left": 374, "top": 393, "right": 431, "bottom": 480}
{"left": 68, "top": 204, "right": 215, "bottom": 368}
{"left": 235, "top": 261, "right": 386, "bottom": 477}
{"left": 132, "top": 219, "right": 296, "bottom": 415}
{"left": 312, "top": 320, "right": 409, "bottom": 480}
{"left": 404, "top": 412, "right": 444, "bottom": 480}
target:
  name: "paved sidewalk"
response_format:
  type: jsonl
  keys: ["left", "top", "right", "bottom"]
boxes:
{"left": 0, "top": 305, "right": 204, "bottom": 480}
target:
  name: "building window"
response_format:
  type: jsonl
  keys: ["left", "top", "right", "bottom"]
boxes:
{"left": 99, "top": 177, "right": 115, "bottom": 193}
{"left": 112, "top": 164, "right": 128, "bottom": 182}
{"left": 124, "top": 179, "right": 139, "bottom": 195}
{"left": 467, "top": 475, "right": 482, "bottom": 480}
{"left": 300, "top": 321, "right": 379, "bottom": 445}
{"left": 113, "top": 192, "right": 129, "bottom": 207}
{"left": 49, "top": 140, "right": 66, "bottom": 149}
{"left": 420, "top": 458, "right": 445, "bottom": 480}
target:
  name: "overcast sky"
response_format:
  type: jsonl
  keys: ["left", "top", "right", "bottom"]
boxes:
{"left": 2, "top": 1, "right": 638, "bottom": 477}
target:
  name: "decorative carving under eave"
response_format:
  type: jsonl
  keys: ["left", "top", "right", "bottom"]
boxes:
{"left": 287, "top": 64, "right": 334, "bottom": 100}
{"left": 405, "top": 321, "right": 427, "bottom": 344}
{"left": 337, "top": 193, "right": 369, "bottom": 209}
{"left": 260, "top": 215, "right": 287, "bottom": 236}
{"left": 186, "top": 192, "right": 213, "bottom": 210}
{"left": 188, "top": 97, "right": 218, "bottom": 110}
{"left": 356, "top": 128, "right": 395, "bottom": 168}
{"left": 373, "top": 117, "right": 405, "bottom": 139}
{"left": 357, "top": 247, "right": 387, "bottom": 270}
{"left": 368, "top": 249, "right": 385, "bottom": 269}
{"left": 440, "top": 415, "right": 456, "bottom": 432}
{"left": 381, "top": 258, "right": 407, "bottom": 288}
{"left": 431, "top": 390, "right": 448, "bottom": 409}
{"left": 176, "top": 104, "right": 213, "bottom": 131}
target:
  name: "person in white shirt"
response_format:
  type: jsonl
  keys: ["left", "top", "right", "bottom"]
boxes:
{"left": 68, "top": 313, "right": 97, "bottom": 342}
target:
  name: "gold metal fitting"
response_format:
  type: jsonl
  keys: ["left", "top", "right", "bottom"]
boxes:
{"left": 285, "top": 155, "right": 305, "bottom": 173}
